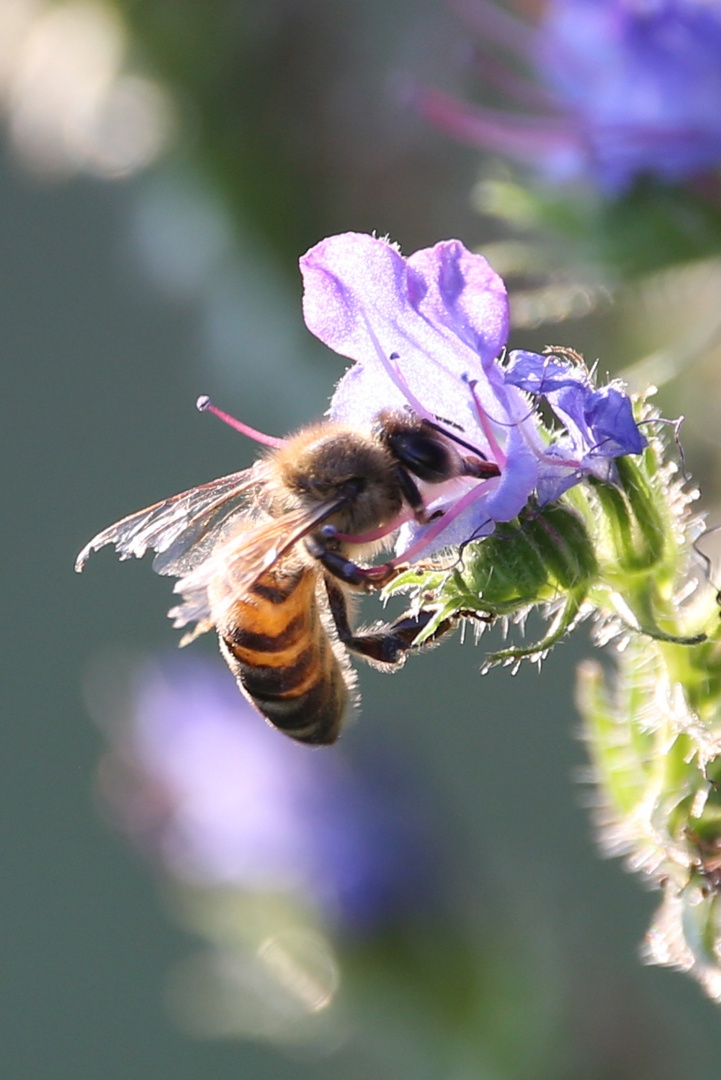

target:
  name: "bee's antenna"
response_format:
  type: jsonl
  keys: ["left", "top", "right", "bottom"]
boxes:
{"left": 196, "top": 396, "right": 285, "bottom": 448}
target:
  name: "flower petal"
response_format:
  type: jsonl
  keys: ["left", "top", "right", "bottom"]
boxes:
{"left": 583, "top": 385, "right": 647, "bottom": 457}
{"left": 506, "top": 349, "right": 645, "bottom": 465}
{"left": 302, "top": 233, "right": 510, "bottom": 447}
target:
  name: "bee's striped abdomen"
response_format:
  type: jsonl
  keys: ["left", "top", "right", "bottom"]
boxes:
{"left": 219, "top": 566, "right": 347, "bottom": 744}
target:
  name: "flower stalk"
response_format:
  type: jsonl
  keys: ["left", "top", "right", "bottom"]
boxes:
{"left": 389, "top": 393, "right": 721, "bottom": 1002}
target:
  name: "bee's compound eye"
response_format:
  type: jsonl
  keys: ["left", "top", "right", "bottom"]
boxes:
{"left": 393, "top": 431, "right": 454, "bottom": 483}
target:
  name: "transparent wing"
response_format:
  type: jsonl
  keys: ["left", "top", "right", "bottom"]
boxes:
{"left": 169, "top": 495, "right": 348, "bottom": 639}
{"left": 75, "top": 464, "right": 267, "bottom": 578}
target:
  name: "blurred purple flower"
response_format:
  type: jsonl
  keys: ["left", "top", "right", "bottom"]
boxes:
{"left": 419, "top": 0, "right": 721, "bottom": 192}
{"left": 100, "top": 657, "right": 433, "bottom": 931}
{"left": 300, "top": 232, "right": 644, "bottom": 554}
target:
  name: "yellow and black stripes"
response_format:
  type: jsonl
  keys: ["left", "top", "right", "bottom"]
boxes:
{"left": 218, "top": 566, "right": 347, "bottom": 745}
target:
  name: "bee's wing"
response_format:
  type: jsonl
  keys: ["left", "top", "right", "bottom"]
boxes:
{"left": 169, "top": 495, "right": 346, "bottom": 640}
{"left": 75, "top": 464, "right": 267, "bottom": 577}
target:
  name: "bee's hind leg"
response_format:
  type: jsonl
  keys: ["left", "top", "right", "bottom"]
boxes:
{"left": 323, "top": 577, "right": 456, "bottom": 666}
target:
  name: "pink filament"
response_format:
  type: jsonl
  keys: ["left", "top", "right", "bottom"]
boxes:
{"left": 196, "top": 396, "right": 285, "bottom": 448}
{"left": 359, "top": 312, "right": 436, "bottom": 423}
{"left": 332, "top": 509, "right": 414, "bottom": 545}
{"left": 464, "top": 377, "right": 506, "bottom": 467}
{"left": 337, "top": 477, "right": 497, "bottom": 568}
{"left": 391, "top": 479, "right": 497, "bottom": 566}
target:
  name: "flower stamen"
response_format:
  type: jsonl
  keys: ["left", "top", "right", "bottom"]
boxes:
{"left": 463, "top": 375, "right": 507, "bottom": 467}
{"left": 197, "top": 396, "right": 286, "bottom": 448}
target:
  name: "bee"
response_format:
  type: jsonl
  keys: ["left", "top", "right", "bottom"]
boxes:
{"left": 76, "top": 404, "right": 499, "bottom": 744}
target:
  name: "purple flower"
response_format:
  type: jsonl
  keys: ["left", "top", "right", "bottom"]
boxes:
{"left": 300, "top": 232, "right": 644, "bottom": 555}
{"left": 419, "top": 0, "right": 721, "bottom": 192}
{"left": 506, "top": 349, "right": 647, "bottom": 501}
{"left": 99, "top": 657, "right": 432, "bottom": 930}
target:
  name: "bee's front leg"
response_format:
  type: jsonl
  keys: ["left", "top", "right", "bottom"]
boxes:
{"left": 304, "top": 534, "right": 406, "bottom": 591}
{"left": 323, "top": 578, "right": 457, "bottom": 666}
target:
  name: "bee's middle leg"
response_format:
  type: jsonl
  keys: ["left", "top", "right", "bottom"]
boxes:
{"left": 323, "top": 578, "right": 455, "bottom": 666}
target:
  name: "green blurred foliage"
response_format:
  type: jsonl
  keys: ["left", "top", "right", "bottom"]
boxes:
{"left": 113, "top": 0, "right": 483, "bottom": 266}
{"left": 477, "top": 173, "right": 721, "bottom": 283}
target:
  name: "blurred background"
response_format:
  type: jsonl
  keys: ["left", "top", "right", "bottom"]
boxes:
{"left": 4, "top": 1, "right": 721, "bottom": 1077}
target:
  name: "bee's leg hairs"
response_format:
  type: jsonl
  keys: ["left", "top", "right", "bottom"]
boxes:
{"left": 323, "top": 578, "right": 455, "bottom": 665}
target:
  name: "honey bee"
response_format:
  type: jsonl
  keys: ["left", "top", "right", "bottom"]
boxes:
{"left": 76, "top": 405, "right": 498, "bottom": 744}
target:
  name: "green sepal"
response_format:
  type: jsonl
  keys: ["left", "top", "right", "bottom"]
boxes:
{"left": 483, "top": 587, "right": 587, "bottom": 667}
{"left": 385, "top": 502, "right": 599, "bottom": 656}
{"left": 477, "top": 173, "right": 721, "bottom": 281}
